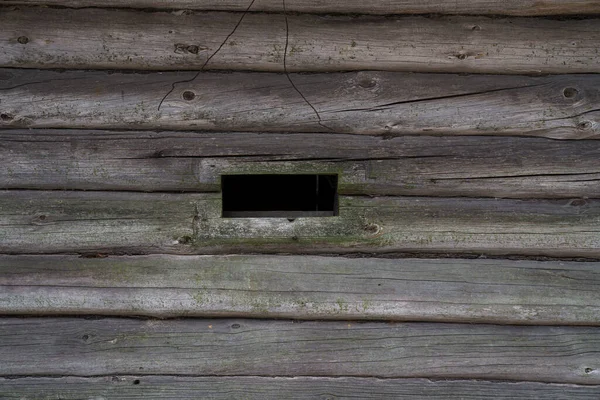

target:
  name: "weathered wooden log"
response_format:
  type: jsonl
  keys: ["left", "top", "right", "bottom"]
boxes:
{"left": 2, "top": 7, "right": 600, "bottom": 74}
{"left": 2, "top": 130, "right": 599, "bottom": 198}
{"left": 2, "top": 376, "right": 599, "bottom": 399}
{"left": 1, "top": 254, "right": 599, "bottom": 324}
{"left": 1, "top": 69, "right": 598, "bottom": 139}
{"left": 1, "top": 318, "right": 599, "bottom": 384}
{"left": 4, "top": 0, "right": 600, "bottom": 16}
{"left": 1, "top": 190, "right": 598, "bottom": 256}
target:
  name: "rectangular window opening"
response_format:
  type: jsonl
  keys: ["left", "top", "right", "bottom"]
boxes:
{"left": 222, "top": 174, "right": 338, "bottom": 218}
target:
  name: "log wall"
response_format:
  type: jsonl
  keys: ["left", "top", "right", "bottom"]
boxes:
{"left": 1, "top": 0, "right": 599, "bottom": 398}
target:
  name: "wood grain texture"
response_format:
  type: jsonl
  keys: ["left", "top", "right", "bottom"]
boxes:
{"left": 3, "top": 0, "right": 600, "bottom": 16}
{"left": 1, "top": 318, "right": 599, "bottom": 383}
{"left": 2, "top": 130, "right": 599, "bottom": 198}
{"left": 1, "top": 191, "right": 598, "bottom": 257}
{"left": 2, "top": 7, "right": 600, "bottom": 74}
{"left": 1, "top": 70, "right": 599, "bottom": 139}
{"left": 2, "top": 376, "right": 600, "bottom": 399}
{"left": 0, "top": 191, "right": 198, "bottom": 255}
{"left": 1, "top": 254, "right": 600, "bottom": 324}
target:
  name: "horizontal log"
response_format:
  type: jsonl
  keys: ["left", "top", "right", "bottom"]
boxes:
{"left": 1, "top": 70, "right": 598, "bottom": 139}
{"left": 1, "top": 191, "right": 599, "bottom": 256}
{"left": 4, "top": 0, "right": 600, "bottom": 16}
{"left": 1, "top": 318, "right": 599, "bottom": 383}
{"left": 1, "top": 254, "right": 599, "bottom": 324}
{"left": 2, "top": 376, "right": 599, "bottom": 399}
{"left": 0, "top": 191, "right": 197, "bottom": 254}
{"left": 2, "top": 130, "right": 599, "bottom": 198}
{"left": 2, "top": 8, "right": 600, "bottom": 74}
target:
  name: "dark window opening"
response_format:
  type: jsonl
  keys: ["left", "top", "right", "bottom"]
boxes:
{"left": 222, "top": 174, "right": 338, "bottom": 218}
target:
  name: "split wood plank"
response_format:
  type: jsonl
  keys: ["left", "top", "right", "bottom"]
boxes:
{"left": 0, "top": 318, "right": 599, "bottom": 384}
{"left": 1, "top": 190, "right": 598, "bottom": 257}
{"left": 1, "top": 69, "right": 599, "bottom": 139}
{"left": 2, "top": 376, "right": 600, "bottom": 399}
{"left": 2, "top": 7, "right": 600, "bottom": 74}
{"left": 2, "top": 130, "right": 599, "bottom": 198}
{"left": 1, "top": 254, "right": 599, "bottom": 324}
{"left": 4, "top": 0, "right": 600, "bottom": 16}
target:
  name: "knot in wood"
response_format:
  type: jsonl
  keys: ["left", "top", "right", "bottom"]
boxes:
{"left": 182, "top": 90, "right": 196, "bottom": 101}
{"left": 563, "top": 87, "right": 578, "bottom": 98}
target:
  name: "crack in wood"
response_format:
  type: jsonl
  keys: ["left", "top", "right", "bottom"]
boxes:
{"left": 541, "top": 108, "right": 600, "bottom": 123}
{"left": 433, "top": 171, "right": 600, "bottom": 181}
{"left": 157, "top": 0, "right": 339, "bottom": 130}
{"left": 156, "top": 0, "right": 257, "bottom": 111}
{"left": 282, "top": 0, "right": 333, "bottom": 132}
{"left": 325, "top": 84, "right": 548, "bottom": 114}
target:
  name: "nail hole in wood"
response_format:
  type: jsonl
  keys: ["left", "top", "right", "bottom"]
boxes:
{"left": 221, "top": 174, "right": 338, "bottom": 218}
{"left": 17, "top": 36, "right": 29, "bottom": 44}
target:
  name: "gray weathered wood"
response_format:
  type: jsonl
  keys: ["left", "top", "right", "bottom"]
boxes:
{"left": 1, "top": 191, "right": 599, "bottom": 257}
{"left": 1, "top": 254, "right": 599, "bottom": 324}
{"left": 1, "top": 318, "right": 599, "bottom": 383}
{"left": 2, "top": 7, "right": 600, "bottom": 74}
{"left": 4, "top": 0, "right": 600, "bottom": 16}
{"left": 0, "top": 191, "right": 197, "bottom": 254}
{"left": 2, "top": 376, "right": 600, "bottom": 399}
{"left": 1, "top": 70, "right": 598, "bottom": 139}
{"left": 2, "top": 130, "right": 600, "bottom": 198}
